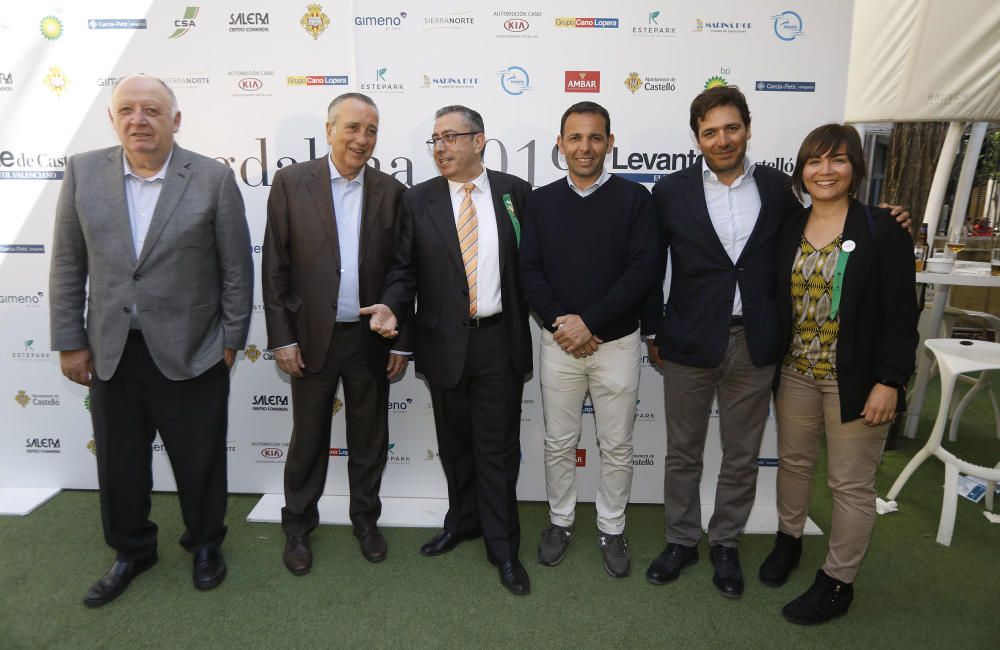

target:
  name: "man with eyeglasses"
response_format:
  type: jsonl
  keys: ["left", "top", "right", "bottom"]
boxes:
{"left": 362, "top": 105, "right": 533, "bottom": 595}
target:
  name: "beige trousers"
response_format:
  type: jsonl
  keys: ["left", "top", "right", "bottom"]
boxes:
{"left": 775, "top": 367, "right": 889, "bottom": 583}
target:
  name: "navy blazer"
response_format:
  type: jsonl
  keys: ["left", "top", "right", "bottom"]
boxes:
{"left": 775, "top": 200, "right": 918, "bottom": 422}
{"left": 643, "top": 157, "right": 800, "bottom": 368}
{"left": 380, "top": 169, "right": 533, "bottom": 389}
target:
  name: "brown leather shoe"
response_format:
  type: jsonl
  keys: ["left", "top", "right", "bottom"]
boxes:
{"left": 283, "top": 535, "right": 312, "bottom": 575}
{"left": 354, "top": 526, "right": 387, "bottom": 563}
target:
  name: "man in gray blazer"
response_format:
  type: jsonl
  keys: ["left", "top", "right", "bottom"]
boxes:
{"left": 49, "top": 74, "right": 253, "bottom": 607}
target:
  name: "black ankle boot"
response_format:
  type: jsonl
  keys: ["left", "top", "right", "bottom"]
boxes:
{"left": 758, "top": 530, "right": 802, "bottom": 587}
{"left": 782, "top": 570, "right": 854, "bottom": 625}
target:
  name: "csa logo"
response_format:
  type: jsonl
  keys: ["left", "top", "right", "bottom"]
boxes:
{"left": 704, "top": 75, "right": 728, "bottom": 89}
{"left": 244, "top": 344, "right": 262, "bottom": 362}
{"left": 168, "top": 6, "right": 200, "bottom": 39}
{"left": 44, "top": 66, "right": 69, "bottom": 97}
{"left": 301, "top": 3, "right": 330, "bottom": 40}
{"left": 14, "top": 390, "right": 30, "bottom": 407}
{"left": 40, "top": 16, "right": 63, "bottom": 40}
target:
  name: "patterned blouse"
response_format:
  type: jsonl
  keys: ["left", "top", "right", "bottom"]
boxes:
{"left": 784, "top": 235, "right": 842, "bottom": 379}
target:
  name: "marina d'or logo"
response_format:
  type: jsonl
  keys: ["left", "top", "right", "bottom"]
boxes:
{"left": 244, "top": 344, "right": 261, "bottom": 362}
{"left": 625, "top": 72, "right": 643, "bottom": 93}
{"left": 44, "top": 66, "right": 69, "bottom": 96}
{"left": 168, "top": 6, "right": 199, "bottom": 39}
{"left": 705, "top": 75, "right": 727, "bottom": 89}
{"left": 301, "top": 4, "right": 330, "bottom": 40}
{"left": 40, "top": 15, "right": 63, "bottom": 40}
{"left": 15, "top": 390, "right": 30, "bottom": 407}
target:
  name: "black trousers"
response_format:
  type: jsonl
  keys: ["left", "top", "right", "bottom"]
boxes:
{"left": 429, "top": 323, "right": 524, "bottom": 563}
{"left": 282, "top": 323, "right": 389, "bottom": 537}
{"left": 89, "top": 332, "right": 230, "bottom": 562}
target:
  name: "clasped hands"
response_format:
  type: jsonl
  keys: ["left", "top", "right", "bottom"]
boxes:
{"left": 553, "top": 314, "right": 601, "bottom": 358}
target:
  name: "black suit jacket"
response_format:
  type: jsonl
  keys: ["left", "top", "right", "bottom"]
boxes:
{"left": 776, "top": 200, "right": 918, "bottom": 422}
{"left": 381, "top": 169, "right": 533, "bottom": 388}
{"left": 262, "top": 157, "right": 412, "bottom": 375}
{"left": 643, "top": 157, "right": 801, "bottom": 368}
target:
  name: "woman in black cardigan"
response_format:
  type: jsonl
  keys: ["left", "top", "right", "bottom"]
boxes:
{"left": 758, "top": 124, "right": 918, "bottom": 625}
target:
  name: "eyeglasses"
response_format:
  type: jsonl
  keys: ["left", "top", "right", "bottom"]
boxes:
{"left": 425, "top": 131, "right": 481, "bottom": 149}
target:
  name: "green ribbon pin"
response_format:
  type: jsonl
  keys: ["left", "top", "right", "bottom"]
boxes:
{"left": 502, "top": 193, "right": 520, "bottom": 248}
{"left": 830, "top": 239, "right": 855, "bottom": 319}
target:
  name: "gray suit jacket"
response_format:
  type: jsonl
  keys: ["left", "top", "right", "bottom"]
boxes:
{"left": 49, "top": 144, "right": 253, "bottom": 381}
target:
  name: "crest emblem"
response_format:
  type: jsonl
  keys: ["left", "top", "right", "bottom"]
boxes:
{"left": 624, "top": 72, "right": 642, "bottom": 94}
{"left": 245, "top": 344, "right": 261, "bottom": 363}
{"left": 301, "top": 4, "right": 330, "bottom": 40}
{"left": 15, "top": 390, "right": 30, "bottom": 407}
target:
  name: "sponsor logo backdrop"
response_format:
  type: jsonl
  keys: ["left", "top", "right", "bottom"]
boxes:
{"left": 0, "top": 2, "right": 850, "bottom": 506}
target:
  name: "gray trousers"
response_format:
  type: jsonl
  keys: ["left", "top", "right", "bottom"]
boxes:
{"left": 662, "top": 327, "right": 775, "bottom": 547}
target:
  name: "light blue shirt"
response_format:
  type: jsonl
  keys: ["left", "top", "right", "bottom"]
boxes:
{"left": 566, "top": 167, "right": 611, "bottom": 197}
{"left": 330, "top": 156, "right": 364, "bottom": 322}
{"left": 701, "top": 155, "right": 760, "bottom": 317}
{"left": 123, "top": 151, "right": 172, "bottom": 329}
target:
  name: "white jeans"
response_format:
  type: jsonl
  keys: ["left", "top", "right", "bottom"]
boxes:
{"left": 539, "top": 328, "right": 640, "bottom": 535}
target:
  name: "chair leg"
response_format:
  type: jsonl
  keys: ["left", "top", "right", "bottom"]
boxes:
{"left": 887, "top": 372, "right": 957, "bottom": 501}
{"left": 937, "top": 463, "right": 959, "bottom": 546}
{"left": 949, "top": 372, "right": 989, "bottom": 442}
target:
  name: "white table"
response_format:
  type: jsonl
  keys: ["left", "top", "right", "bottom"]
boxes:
{"left": 904, "top": 262, "right": 1000, "bottom": 438}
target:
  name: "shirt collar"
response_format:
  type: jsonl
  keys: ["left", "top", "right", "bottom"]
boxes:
{"left": 329, "top": 155, "right": 365, "bottom": 186}
{"left": 701, "top": 155, "right": 756, "bottom": 184}
{"left": 447, "top": 165, "right": 488, "bottom": 196}
{"left": 566, "top": 167, "right": 611, "bottom": 193}
{"left": 122, "top": 150, "right": 172, "bottom": 182}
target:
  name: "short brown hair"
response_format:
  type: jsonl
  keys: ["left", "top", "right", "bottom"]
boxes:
{"left": 791, "top": 123, "right": 867, "bottom": 202}
{"left": 689, "top": 86, "right": 750, "bottom": 136}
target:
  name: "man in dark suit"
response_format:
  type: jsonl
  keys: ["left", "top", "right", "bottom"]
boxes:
{"left": 262, "top": 93, "right": 410, "bottom": 573}
{"left": 642, "top": 86, "right": 908, "bottom": 599}
{"left": 362, "top": 105, "right": 533, "bottom": 595}
{"left": 50, "top": 74, "right": 253, "bottom": 606}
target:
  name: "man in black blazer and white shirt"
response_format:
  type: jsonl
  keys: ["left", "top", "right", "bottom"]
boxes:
{"left": 363, "top": 105, "right": 533, "bottom": 596}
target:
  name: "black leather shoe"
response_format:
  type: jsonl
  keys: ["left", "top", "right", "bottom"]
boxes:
{"left": 355, "top": 526, "right": 388, "bottom": 563}
{"left": 419, "top": 529, "right": 480, "bottom": 557}
{"left": 710, "top": 545, "right": 744, "bottom": 598}
{"left": 645, "top": 543, "right": 698, "bottom": 585}
{"left": 193, "top": 547, "right": 226, "bottom": 591}
{"left": 283, "top": 535, "right": 312, "bottom": 575}
{"left": 782, "top": 570, "right": 854, "bottom": 625}
{"left": 498, "top": 559, "right": 530, "bottom": 595}
{"left": 83, "top": 552, "right": 158, "bottom": 608}
{"left": 759, "top": 531, "right": 802, "bottom": 587}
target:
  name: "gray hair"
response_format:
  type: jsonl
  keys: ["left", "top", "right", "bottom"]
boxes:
{"left": 112, "top": 74, "right": 178, "bottom": 113}
{"left": 434, "top": 105, "right": 485, "bottom": 134}
{"left": 327, "top": 92, "right": 378, "bottom": 124}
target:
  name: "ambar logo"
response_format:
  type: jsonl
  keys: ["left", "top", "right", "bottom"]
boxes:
{"left": 565, "top": 71, "right": 600, "bottom": 93}
{"left": 575, "top": 449, "right": 587, "bottom": 467}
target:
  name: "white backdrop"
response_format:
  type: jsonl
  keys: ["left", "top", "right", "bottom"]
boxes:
{"left": 1, "top": 2, "right": 852, "bottom": 511}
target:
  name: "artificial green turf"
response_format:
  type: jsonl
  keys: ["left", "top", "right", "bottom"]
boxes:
{"left": 2, "top": 384, "right": 999, "bottom": 649}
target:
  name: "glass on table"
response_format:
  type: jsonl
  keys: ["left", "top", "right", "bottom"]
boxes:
{"left": 945, "top": 229, "right": 967, "bottom": 259}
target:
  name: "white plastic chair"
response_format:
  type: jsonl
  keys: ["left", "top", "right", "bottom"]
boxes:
{"left": 878, "top": 338, "right": 1000, "bottom": 545}
{"left": 939, "top": 307, "right": 1000, "bottom": 442}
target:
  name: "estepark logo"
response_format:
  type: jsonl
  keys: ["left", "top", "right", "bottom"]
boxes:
{"left": 88, "top": 18, "right": 147, "bottom": 30}
{"left": 771, "top": 10, "right": 803, "bottom": 41}
{"left": 633, "top": 10, "right": 677, "bottom": 37}
{"left": 168, "top": 6, "right": 199, "bottom": 39}
{"left": 301, "top": 4, "right": 331, "bottom": 39}
{"left": 355, "top": 12, "right": 407, "bottom": 30}
{"left": 229, "top": 12, "right": 269, "bottom": 33}
{"left": 11, "top": 338, "right": 51, "bottom": 361}
{"left": 360, "top": 67, "right": 405, "bottom": 93}
{"left": 498, "top": 66, "right": 530, "bottom": 96}
{"left": 555, "top": 17, "right": 619, "bottom": 29}
{"left": 565, "top": 71, "right": 600, "bottom": 93}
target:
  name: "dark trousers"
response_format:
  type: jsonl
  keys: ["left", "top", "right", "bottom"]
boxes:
{"left": 282, "top": 323, "right": 389, "bottom": 537}
{"left": 429, "top": 323, "right": 523, "bottom": 563}
{"left": 661, "top": 327, "right": 774, "bottom": 547}
{"left": 89, "top": 331, "right": 230, "bottom": 562}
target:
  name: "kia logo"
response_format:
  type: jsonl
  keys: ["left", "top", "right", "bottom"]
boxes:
{"left": 260, "top": 447, "right": 283, "bottom": 458}
{"left": 238, "top": 77, "right": 262, "bottom": 91}
{"left": 504, "top": 19, "right": 528, "bottom": 32}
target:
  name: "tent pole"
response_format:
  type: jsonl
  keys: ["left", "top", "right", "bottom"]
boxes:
{"left": 923, "top": 121, "right": 965, "bottom": 252}
{"left": 946, "top": 122, "right": 989, "bottom": 239}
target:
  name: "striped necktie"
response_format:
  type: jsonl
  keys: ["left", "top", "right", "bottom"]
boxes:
{"left": 457, "top": 183, "right": 478, "bottom": 317}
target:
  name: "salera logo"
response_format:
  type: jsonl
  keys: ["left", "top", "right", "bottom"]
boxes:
{"left": 565, "top": 71, "right": 600, "bottom": 93}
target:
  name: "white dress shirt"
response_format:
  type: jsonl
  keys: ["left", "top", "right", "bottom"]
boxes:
{"left": 448, "top": 166, "right": 502, "bottom": 318}
{"left": 330, "top": 156, "right": 364, "bottom": 322}
{"left": 123, "top": 151, "right": 172, "bottom": 329}
{"left": 702, "top": 156, "right": 761, "bottom": 317}
{"left": 566, "top": 167, "right": 611, "bottom": 197}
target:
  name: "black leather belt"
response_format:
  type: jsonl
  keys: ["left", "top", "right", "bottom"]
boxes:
{"left": 334, "top": 321, "right": 360, "bottom": 330}
{"left": 469, "top": 313, "right": 503, "bottom": 328}
{"left": 730, "top": 316, "right": 743, "bottom": 327}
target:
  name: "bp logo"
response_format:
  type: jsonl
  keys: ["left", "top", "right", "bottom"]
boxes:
{"left": 332, "top": 397, "right": 343, "bottom": 415}
{"left": 704, "top": 75, "right": 727, "bottom": 89}
{"left": 301, "top": 3, "right": 330, "bottom": 40}
{"left": 15, "top": 390, "right": 30, "bottom": 407}
{"left": 40, "top": 16, "right": 63, "bottom": 40}
{"left": 244, "top": 344, "right": 261, "bottom": 362}
{"left": 624, "top": 72, "right": 642, "bottom": 94}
